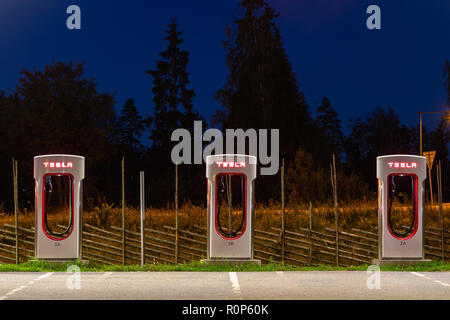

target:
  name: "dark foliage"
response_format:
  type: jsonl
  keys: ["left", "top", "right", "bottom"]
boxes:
{"left": 145, "top": 18, "right": 205, "bottom": 206}
{"left": 0, "top": 62, "right": 116, "bottom": 210}
{"left": 0, "top": 7, "right": 448, "bottom": 210}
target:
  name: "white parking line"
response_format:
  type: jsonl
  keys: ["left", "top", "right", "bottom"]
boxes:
{"left": 229, "top": 272, "right": 242, "bottom": 299}
{"left": 0, "top": 272, "right": 54, "bottom": 300}
{"left": 410, "top": 272, "right": 424, "bottom": 277}
{"left": 36, "top": 272, "right": 54, "bottom": 281}
{"left": 411, "top": 271, "right": 433, "bottom": 280}
{"left": 98, "top": 272, "right": 113, "bottom": 281}
{"left": 411, "top": 272, "right": 450, "bottom": 288}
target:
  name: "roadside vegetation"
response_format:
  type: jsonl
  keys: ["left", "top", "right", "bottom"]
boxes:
{"left": 1, "top": 260, "right": 449, "bottom": 272}
{"left": 1, "top": 202, "right": 447, "bottom": 269}
{"left": 1, "top": 201, "right": 448, "bottom": 234}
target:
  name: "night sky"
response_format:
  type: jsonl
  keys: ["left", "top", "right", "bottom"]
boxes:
{"left": 0, "top": 0, "right": 449, "bottom": 140}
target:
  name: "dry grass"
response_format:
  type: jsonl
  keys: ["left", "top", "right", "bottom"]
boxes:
{"left": 0, "top": 200, "right": 448, "bottom": 233}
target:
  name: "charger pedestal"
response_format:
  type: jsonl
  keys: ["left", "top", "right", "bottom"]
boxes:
{"left": 376, "top": 155, "right": 427, "bottom": 262}
{"left": 34, "top": 154, "right": 85, "bottom": 261}
{"left": 205, "top": 155, "right": 258, "bottom": 264}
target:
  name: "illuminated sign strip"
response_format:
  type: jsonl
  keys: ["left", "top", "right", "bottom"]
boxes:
{"left": 216, "top": 162, "right": 246, "bottom": 168}
{"left": 43, "top": 162, "right": 73, "bottom": 168}
{"left": 387, "top": 162, "right": 417, "bottom": 168}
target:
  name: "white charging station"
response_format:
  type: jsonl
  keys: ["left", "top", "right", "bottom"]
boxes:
{"left": 34, "top": 154, "right": 84, "bottom": 260}
{"left": 205, "top": 154, "right": 259, "bottom": 264}
{"left": 375, "top": 154, "right": 430, "bottom": 264}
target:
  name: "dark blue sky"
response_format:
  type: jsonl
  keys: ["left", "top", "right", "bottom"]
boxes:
{"left": 0, "top": 0, "right": 449, "bottom": 140}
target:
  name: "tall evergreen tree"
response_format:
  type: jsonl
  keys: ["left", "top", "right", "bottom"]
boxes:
{"left": 444, "top": 59, "right": 450, "bottom": 106}
{"left": 146, "top": 18, "right": 201, "bottom": 151}
{"left": 315, "top": 97, "right": 344, "bottom": 160}
{"left": 114, "top": 99, "right": 149, "bottom": 205}
{"left": 115, "top": 98, "right": 148, "bottom": 154}
{"left": 145, "top": 18, "right": 204, "bottom": 206}
{"left": 426, "top": 115, "right": 450, "bottom": 202}
{"left": 441, "top": 59, "right": 450, "bottom": 199}
{"left": 214, "top": 0, "right": 312, "bottom": 161}
{"left": 0, "top": 91, "right": 12, "bottom": 209}
{"left": 428, "top": 118, "right": 450, "bottom": 161}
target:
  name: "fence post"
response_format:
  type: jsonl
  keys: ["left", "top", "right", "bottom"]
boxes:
{"left": 140, "top": 171, "right": 145, "bottom": 266}
{"left": 13, "top": 158, "right": 19, "bottom": 264}
{"left": 175, "top": 163, "right": 179, "bottom": 265}
{"left": 330, "top": 154, "right": 339, "bottom": 266}
{"left": 427, "top": 153, "right": 434, "bottom": 204}
{"left": 309, "top": 201, "right": 312, "bottom": 265}
{"left": 281, "top": 158, "right": 285, "bottom": 264}
{"left": 122, "top": 156, "right": 125, "bottom": 265}
{"left": 437, "top": 161, "right": 444, "bottom": 261}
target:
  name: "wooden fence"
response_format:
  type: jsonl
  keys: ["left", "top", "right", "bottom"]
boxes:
{"left": 0, "top": 222, "right": 448, "bottom": 266}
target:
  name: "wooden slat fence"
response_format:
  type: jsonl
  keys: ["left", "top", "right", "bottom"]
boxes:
{"left": 0, "top": 223, "right": 448, "bottom": 266}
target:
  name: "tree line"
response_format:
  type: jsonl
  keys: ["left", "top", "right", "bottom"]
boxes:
{"left": 0, "top": 0, "right": 449, "bottom": 211}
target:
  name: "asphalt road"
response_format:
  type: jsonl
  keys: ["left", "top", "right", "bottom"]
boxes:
{"left": 0, "top": 271, "right": 449, "bottom": 300}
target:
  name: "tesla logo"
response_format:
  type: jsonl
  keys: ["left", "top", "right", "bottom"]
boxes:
{"left": 216, "top": 162, "right": 246, "bottom": 168}
{"left": 43, "top": 162, "right": 73, "bottom": 168}
{"left": 387, "top": 162, "right": 417, "bottom": 169}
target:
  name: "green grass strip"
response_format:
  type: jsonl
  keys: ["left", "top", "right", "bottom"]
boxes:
{"left": 0, "top": 260, "right": 449, "bottom": 272}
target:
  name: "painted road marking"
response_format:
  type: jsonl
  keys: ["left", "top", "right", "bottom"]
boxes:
{"left": 0, "top": 272, "right": 54, "bottom": 300}
{"left": 36, "top": 272, "right": 54, "bottom": 280}
{"left": 100, "top": 272, "right": 113, "bottom": 279}
{"left": 410, "top": 272, "right": 424, "bottom": 277}
{"left": 410, "top": 272, "right": 450, "bottom": 288}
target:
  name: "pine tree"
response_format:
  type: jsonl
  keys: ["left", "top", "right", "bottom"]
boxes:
{"left": 0, "top": 91, "right": 11, "bottom": 209}
{"left": 444, "top": 59, "right": 450, "bottom": 106}
{"left": 429, "top": 118, "right": 450, "bottom": 161}
{"left": 113, "top": 99, "right": 149, "bottom": 205}
{"left": 146, "top": 18, "right": 202, "bottom": 151}
{"left": 115, "top": 98, "right": 147, "bottom": 154}
{"left": 145, "top": 18, "right": 204, "bottom": 206}
{"left": 316, "top": 97, "right": 344, "bottom": 160}
{"left": 215, "top": 0, "right": 312, "bottom": 161}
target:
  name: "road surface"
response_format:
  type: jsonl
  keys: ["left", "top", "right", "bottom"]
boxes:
{"left": 0, "top": 271, "right": 449, "bottom": 300}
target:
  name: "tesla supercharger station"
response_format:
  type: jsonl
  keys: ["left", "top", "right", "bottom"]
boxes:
{"left": 376, "top": 154, "right": 429, "bottom": 264}
{"left": 34, "top": 155, "right": 85, "bottom": 260}
{"left": 205, "top": 154, "right": 259, "bottom": 264}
